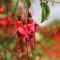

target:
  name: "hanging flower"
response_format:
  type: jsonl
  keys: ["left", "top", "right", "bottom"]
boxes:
{"left": 0, "top": 5, "right": 4, "bottom": 13}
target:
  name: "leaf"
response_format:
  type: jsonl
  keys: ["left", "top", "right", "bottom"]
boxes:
{"left": 11, "top": 0, "right": 18, "bottom": 13}
{"left": 25, "top": 0, "right": 31, "bottom": 8}
{"left": 3, "top": 0, "right": 9, "bottom": 13}
{"left": 0, "top": 45, "right": 3, "bottom": 49}
{"left": 0, "top": 51, "right": 5, "bottom": 60}
{"left": 6, "top": 51, "right": 14, "bottom": 60}
{"left": 42, "top": 3, "right": 50, "bottom": 21}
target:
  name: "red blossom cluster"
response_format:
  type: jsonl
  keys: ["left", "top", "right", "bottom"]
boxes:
{"left": 0, "top": 16, "right": 15, "bottom": 32}
{"left": 10, "top": 16, "right": 38, "bottom": 52}
{"left": 0, "top": 4, "right": 38, "bottom": 53}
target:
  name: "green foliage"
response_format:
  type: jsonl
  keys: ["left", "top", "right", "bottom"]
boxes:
{"left": 11, "top": 0, "right": 18, "bottom": 13}
{"left": 4, "top": 2, "right": 9, "bottom": 13}
{"left": 0, "top": 50, "right": 14, "bottom": 60}
{"left": 0, "top": 50, "right": 6, "bottom": 60}
{"left": 0, "top": 0, "right": 58, "bottom": 60}
{"left": 6, "top": 51, "right": 14, "bottom": 60}
{"left": 25, "top": 0, "right": 31, "bottom": 8}
{"left": 42, "top": 2, "right": 50, "bottom": 21}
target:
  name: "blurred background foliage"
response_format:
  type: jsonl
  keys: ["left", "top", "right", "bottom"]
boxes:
{"left": 0, "top": 0, "right": 60, "bottom": 60}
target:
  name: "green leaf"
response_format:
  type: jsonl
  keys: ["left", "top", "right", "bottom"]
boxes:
{"left": 3, "top": 0, "right": 9, "bottom": 13}
{"left": 42, "top": 3, "right": 50, "bottom": 21}
{"left": 0, "top": 51, "right": 5, "bottom": 60}
{"left": 6, "top": 51, "right": 14, "bottom": 60}
{"left": 0, "top": 45, "right": 3, "bottom": 49}
{"left": 12, "top": 0, "right": 18, "bottom": 13}
{"left": 25, "top": 0, "right": 31, "bottom": 8}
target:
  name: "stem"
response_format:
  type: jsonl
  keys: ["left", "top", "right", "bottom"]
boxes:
{"left": 26, "top": 41, "right": 30, "bottom": 54}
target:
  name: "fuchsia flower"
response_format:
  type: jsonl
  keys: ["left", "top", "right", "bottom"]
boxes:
{"left": 28, "top": 18, "right": 38, "bottom": 33}
{"left": 23, "top": 25, "right": 30, "bottom": 52}
{"left": 4, "top": 15, "right": 14, "bottom": 32}
{"left": 17, "top": 21, "right": 23, "bottom": 27}
{"left": 0, "top": 19, "right": 6, "bottom": 27}
{"left": 15, "top": 21, "right": 24, "bottom": 46}
{"left": 27, "top": 18, "right": 38, "bottom": 49}
{"left": 22, "top": 25, "right": 28, "bottom": 41}
{"left": 9, "top": 17, "right": 38, "bottom": 51}
{"left": 0, "top": 5, "right": 4, "bottom": 13}
{"left": 6, "top": 15, "right": 14, "bottom": 26}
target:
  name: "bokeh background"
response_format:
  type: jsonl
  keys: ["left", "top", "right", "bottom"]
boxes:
{"left": 0, "top": 0, "right": 60, "bottom": 60}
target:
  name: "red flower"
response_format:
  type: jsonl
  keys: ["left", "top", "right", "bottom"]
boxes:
{"left": 17, "top": 21, "right": 23, "bottom": 27}
{"left": 28, "top": 18, "right": 36, "bottom": 33}
{"left": 0, "top": 19, "right": 6, "bottom": 27}
{"left": 4, "top": 15, "right": 14, "bottom": 32}
{"left": 27, "top": 18, "right": 37, "bottom": 49}
{"left": 10, "top": 18, "right": 37, "bottom": 51}
{"left": 0, "top": 5, "right": 4, "bottom": 13}
{"left": 28, "top": 18, "right": 34, "bottom": 24}
{"left": 22, "top": 25, "right": 29, "bottom": 41}
{"left": 6, "top": 15, "right": 13, "bottom": 24}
